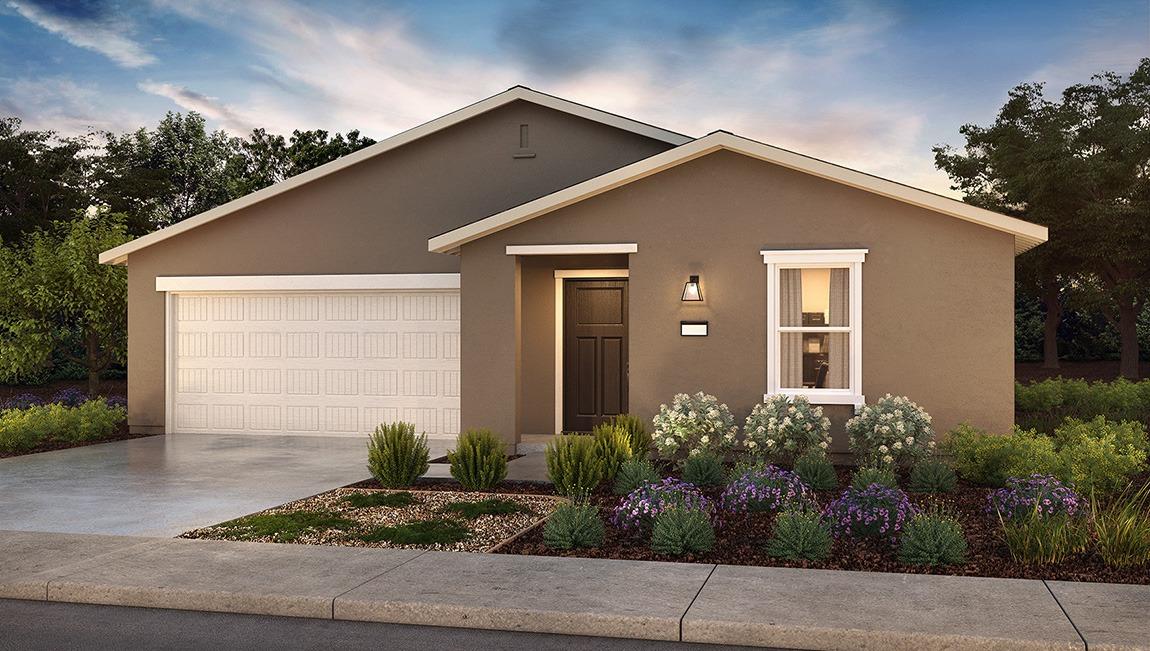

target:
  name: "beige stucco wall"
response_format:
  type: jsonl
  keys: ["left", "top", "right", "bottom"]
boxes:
{"left": 123, "top": 101, "right": 672, "bottom": 432}
{"left": 460, "top": 149, "right": 1016, "bottom": 449}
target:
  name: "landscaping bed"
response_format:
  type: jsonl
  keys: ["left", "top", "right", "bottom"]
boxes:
{"left": 181, "top": 487, "right": 565, "bottom": 552}
{"left": 0, "top": 421, "right": 156, "bottom": 459}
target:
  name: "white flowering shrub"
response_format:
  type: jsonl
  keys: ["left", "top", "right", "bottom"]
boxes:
{"left": 846, "top": 394, "right": 935, "bottom": 467}
{"left": 652, "top": 392, "right": 737, "bottom": 461}
{"left": 743, "top": 394, "right": 831, "bottom": 463}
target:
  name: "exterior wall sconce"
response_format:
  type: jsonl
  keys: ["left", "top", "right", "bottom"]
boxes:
{"left": 681, "top": 275, "right": 702, "bottom": 301}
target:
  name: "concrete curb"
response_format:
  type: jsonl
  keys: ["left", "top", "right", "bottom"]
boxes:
{"left": 2, "top": 530, "right": 1147, "bottom": 649}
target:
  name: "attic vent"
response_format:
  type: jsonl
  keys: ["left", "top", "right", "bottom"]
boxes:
{"left": 514, "top": 123, "right": 536, "bottom": 159}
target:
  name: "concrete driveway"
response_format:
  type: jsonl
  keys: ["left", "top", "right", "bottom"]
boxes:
{"left": 0, "top": 434, "right": 450, "bottom": 537}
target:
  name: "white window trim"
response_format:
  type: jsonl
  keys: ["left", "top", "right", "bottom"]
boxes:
{"left": 763, "top": 249, "right": 867, "bottom": 407}
{"left": 156, "top": 273, "right": 460, "bottom": 292}
{"left": 553, "top": 269, "right": 630, "bottom": 434}
{"left": 506, "top": 243, "right": 637, "bottom": 256}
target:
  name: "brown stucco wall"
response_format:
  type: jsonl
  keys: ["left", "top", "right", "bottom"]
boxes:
{"left": 123, "top": 101, "right": 672, "bottom": 432}
{"left": 460, "top": 149, "right": 1016, "bottom": 449}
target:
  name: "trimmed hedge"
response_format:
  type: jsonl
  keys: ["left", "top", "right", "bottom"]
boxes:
{"left": 1016, "top": 378, "right": 1150, "bottom": 433}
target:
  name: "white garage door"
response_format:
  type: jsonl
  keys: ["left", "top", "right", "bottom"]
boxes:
{"left": 168, "top": 286, "right": 460, "bottom": 438}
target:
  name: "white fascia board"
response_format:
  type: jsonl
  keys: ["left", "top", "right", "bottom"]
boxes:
{"left": 761, "top": 249, "right": 869, "bottom": 264}
{"left": 100, "top": 87, "right": 689, "bottom": 266}
{"left": 430, "top": 131, "right": 1049, "bottom": 255}
{"left": 155, "top": 273, "right": 460, "bottom": 292}
{"left": 506, "top": 243, "right": 638, "bottom": 255}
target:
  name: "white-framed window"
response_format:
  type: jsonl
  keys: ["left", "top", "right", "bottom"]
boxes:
{"left": 763, "top": 249, "right": 867, "bottom": 407}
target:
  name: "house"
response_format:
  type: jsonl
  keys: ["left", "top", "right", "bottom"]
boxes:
{"left": 100, "top": 86, "right": 1047, "bottom": 452}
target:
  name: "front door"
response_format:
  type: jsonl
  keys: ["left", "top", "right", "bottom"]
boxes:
{"left": 563, "top": 279, "right": 628, "bottom": 432}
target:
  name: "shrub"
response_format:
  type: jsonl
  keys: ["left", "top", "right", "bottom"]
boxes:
{"left": 743, "top": 394, "right": 831, "bottom": 463}
{"left": 988, "top": 475, "right": 1082, "bottom": 521}
{"left": 1000, "top": 509, "right": 1089, "bottom": 565}
{"left": 0, "top": 399, "right": 125, "bottom": 452}
{"left": 544, "top": 503, "right": 605, "bottom": 549}
{"left": 1091, "top": 484, "right": 1150, "bottom": 568}
{"left": 944, "top": 424, "right": 1059, "bottom": 487}
{"left": 846, "top": 394, "right": 934, "bottom": 467}
{"left": 682, "top": 451, "right": 725, "bottom": 487}
{"left": 613, "top": 456, "right": 660, "bottom": 496}
{"left": 1015, "top": 378, "right": 1150, "bottom": 433}
{"left": 448, "top": 429, "right": 507, "bottom": 491}
{"left": 367, "top": 422, "right": 430, "bottom": 488}
{"left": 609, "top": 414, "right": 652, "bottom": 457}
{"left": 823, "top": 485, "right": 916, "bottom": 542}
{"left": 721, "top": 465, "right": 810, "bottom": 515}
{"left": 1053, "top": 417, "right": 1148, "bottom": 494}
{"left": 1, "top": 393, "right": 42, "bottom": 410}
{"left": 851, "top": 466, "right": 898, "bottom": 491}
{"left": 765, "top": 508, "right": 833, "bottom": 561}
{"left": 650, "top": 507, "right": 715, "bottom": 555}
{"left": 907, "top": 458, "right": 957, "bottom": 493}
{"left": 546, "top": 435, "right": 606, "bottom": 496}
{"left": 103, "top": 395, "right": 127, "bottom": 409}
{"left": 612, "top": 478, "right": 711, "bottom": 532}
{"left": 49, "top": 387, "right": 89, "bottom": 407}
{"left": 652, "top": 392, "right": 737, "bottom": 461}
{"left": 898, "top": 511, "right": 967, "bottom": 566}
{"left": 63, "top": 399, "right": 125, "bottom": 442}
{"left": 592, "top": 423, "right": 633, "bottom": 482}
{"left": 793, "top": 453, "right": 837, "bottom": 491}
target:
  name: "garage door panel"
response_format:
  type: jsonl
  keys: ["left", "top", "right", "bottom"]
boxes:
{"left": 172, "top": 289, "right": 460, "bottom": 438}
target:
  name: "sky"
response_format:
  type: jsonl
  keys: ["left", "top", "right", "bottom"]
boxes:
{"left": 0, "top": 0, "right": 1146, "bottom": 195}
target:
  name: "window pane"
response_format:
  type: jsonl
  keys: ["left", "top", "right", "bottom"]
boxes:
{"left": 780, "top": 333, "right": 849, "bottom": 389}
{"left": 779, "top": 268, "right": 850, "bottom": 327}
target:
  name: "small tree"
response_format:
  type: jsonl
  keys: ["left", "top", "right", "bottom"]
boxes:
{"left": 0, "top": 212, "right": 129, "bottom": 394}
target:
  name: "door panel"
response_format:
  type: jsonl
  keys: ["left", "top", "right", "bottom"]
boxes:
{"left": 564, "top": 279, "right": 628, "bottom": 431}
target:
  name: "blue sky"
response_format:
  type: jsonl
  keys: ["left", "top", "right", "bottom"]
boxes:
{"left": 1, "top": 0, "right": 1146, "bottom": 194}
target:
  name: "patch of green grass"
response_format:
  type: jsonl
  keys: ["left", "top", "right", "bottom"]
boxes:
{"left": 441, "top": 498, "right": 528, "bottom": 520}
{"left": 357, "top": 519, "right": 471, "bottom": 545}
{"left": 341, "top": 491, "right": 417, "bottom": 509}
{"left": 213, "top": 511, "right": 356, "bottom": 542}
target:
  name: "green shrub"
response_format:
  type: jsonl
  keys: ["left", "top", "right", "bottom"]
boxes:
{"left": 442, "top": 498, "right": 527, "bottom": 519}
{"left": 1053, "top": 417, "right": 1148, "bottom": 494}
{"left": 613, "top": 456, "right": 660, "bottom": 496}
{"left": 907, "top": 458, "right": 957, "bottom": 493}
{"left": 0, "top": 400, "right": 125, "bottom": 452}
{"left": 69, "top": 399, "right": 126, "bottom": 441}
{"left": 1015, "top": 378, "right": 1150, "bottom": 433}
{"left": 650, "top": 507, "right": 715, "bottom": 555}
{"left": 851, "top": 465, "right": 897, "bottom": 491}
{"left": 846, "top": 394, "right": 934, "bottom": 467}
{"left": 358, "top": 519, "right": 470, "bottom": 545}
{"left": 367, "top": 422, "right": 430, "bottom": 488}
{"left": 609, "top": 414, "right": 652, "bottom": 457}
{"left": 999, "top": 508, "right": 1090, "bottom": 565}
{"left": 1092, "top": 484, "right": 1150, "bottom": 568}
{"left": 898, "top": 511, "right": 967, "bottom": 566}
{"left": 546, "top": 435, "right": 605, "bottom": 496}
{"left": 765, "top": 508, "right": 833, "bottom": 561}
{"left": 341, "top": 491, "right": 417, "bottom": 508}
{"left": 944, "top": 424, "right": 1059, "bottom": 487}
{"left": 543, "top": 503, "right": 605, "bottom": 549}
{"left": 592, "top": 422, "right": 633, "bottom": 482}
{"left": 793, "top": 454, "right": 837, "bottom": 491}
{"left": 682, "top": 451, "right": 725, "bottom": 487}
{"left": 448, "top": 429, "right": 508, "bottom": 491}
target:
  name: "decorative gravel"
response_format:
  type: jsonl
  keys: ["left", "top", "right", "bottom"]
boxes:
{"left": 182, "top": 488, "right": 565, "bottom": 552}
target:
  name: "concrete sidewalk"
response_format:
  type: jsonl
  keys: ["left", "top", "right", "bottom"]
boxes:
{"left": 2, "top": 530, "right": 1147, "bottom": 650}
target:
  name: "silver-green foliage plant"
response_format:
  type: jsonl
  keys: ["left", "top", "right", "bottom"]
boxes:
{"left": 592, "top": 423, "right": 633, "bottom": 482}
{"left": 543, "top": 503, "right": 605, "bottom": 550}
{"left": 908, "top": 458, "right": 957, "bottom": 493}
{"left": 609, "top": 414, "right": 652, "bottom": 457}
{"left": 650, "top": 507, "right": 715, "bottom": 555}
{"left": 743, "top": 394, "right": 831, "bottom": 463}
{"left": 898, "top": 511, "right": 967, "bottom": 566}
{"left": 851, "top": 465, "right": 897, "bottom": 491}
{"left": 448, "top": 429, "right": 507, "bottom": 491}
{"left": 765, "top": 508, "right": 833, "bottom": 561}
{"left": 367, "top": 421, "right": 430, "bottom": 488}
{"left": 682, "top": 451, "right": 725, "bottom": 487}
{"left": 793, "top": 453, "right": 837, "bottom": 491}
{"left": 546, "top": 435, "right": 605, "bottom": 496}
{"left": 613, "top": 456, "right": 660, "bottom": 496}
{"left": 846, "top": 394, "right": 934, "bottom": 468}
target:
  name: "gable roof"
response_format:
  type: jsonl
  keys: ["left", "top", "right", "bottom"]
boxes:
{"left": 99, "top": 86, "right": 692, "bottom": 265}
{"left": 429, "top": 130, "right": 1048, "bottom": 255}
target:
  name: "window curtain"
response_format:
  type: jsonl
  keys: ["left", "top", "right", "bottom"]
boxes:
{"left": 779, "top": 269, "right": 803, "bottom": 388}
{"left": 827, "top": 268, "right": 850, "bottom": 389}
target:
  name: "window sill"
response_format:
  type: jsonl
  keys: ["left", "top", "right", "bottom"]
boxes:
{"left": 765, "top": 390, "right": 865, "bottom": 409}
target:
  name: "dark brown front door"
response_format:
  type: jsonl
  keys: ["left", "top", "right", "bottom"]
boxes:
{"left": 563, "top": 279, "right": 628, "bottom": 432}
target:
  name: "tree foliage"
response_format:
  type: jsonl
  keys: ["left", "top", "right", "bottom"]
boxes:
{"left": 0, "top": 118, "right": 92, "bottom": 242}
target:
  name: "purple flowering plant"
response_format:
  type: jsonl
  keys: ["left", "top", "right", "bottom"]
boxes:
{"left": 988, "top": 474, "right": 1082, "bottom": 521}
{"left": 49, "top": 387, "right": 89, "bottom": 407}
{"left": 612, "top": 478, "right": 712, "bottom": 532}
{"left": 103, "top": 395, "right": 128, "bottom": 408}
{"left": 720, "top": 465, "right": 811, "bottom": 515}
{"left": 1, "top": 393, "right": 43, "bottom": 410}
{"left": 823, "top": 484, "right": 916, "bottom": 542}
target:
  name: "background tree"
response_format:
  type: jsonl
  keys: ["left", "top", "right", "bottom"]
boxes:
{"left": 229, "top": 127, "right": 376, "bottom": 196}
{"left": 0, "top": 213, "right": 129, "bottom": 394}
{"left": 0, "top": 117, "right": 92, "bottom": 242}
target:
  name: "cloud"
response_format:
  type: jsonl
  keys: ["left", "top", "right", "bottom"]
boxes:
{"left": 8, "top": 0, "right": 156, "bottom": 67}
{"left": 138, "top": 81, "right": 256, "bottom": 134}
{"left": 0, "top": 77, "right": 145, "bottom": 135}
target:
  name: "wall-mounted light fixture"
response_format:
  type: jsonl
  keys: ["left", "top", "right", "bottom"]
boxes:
{"left": 681, "top": 275, "right": 702, "bottom": 301}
